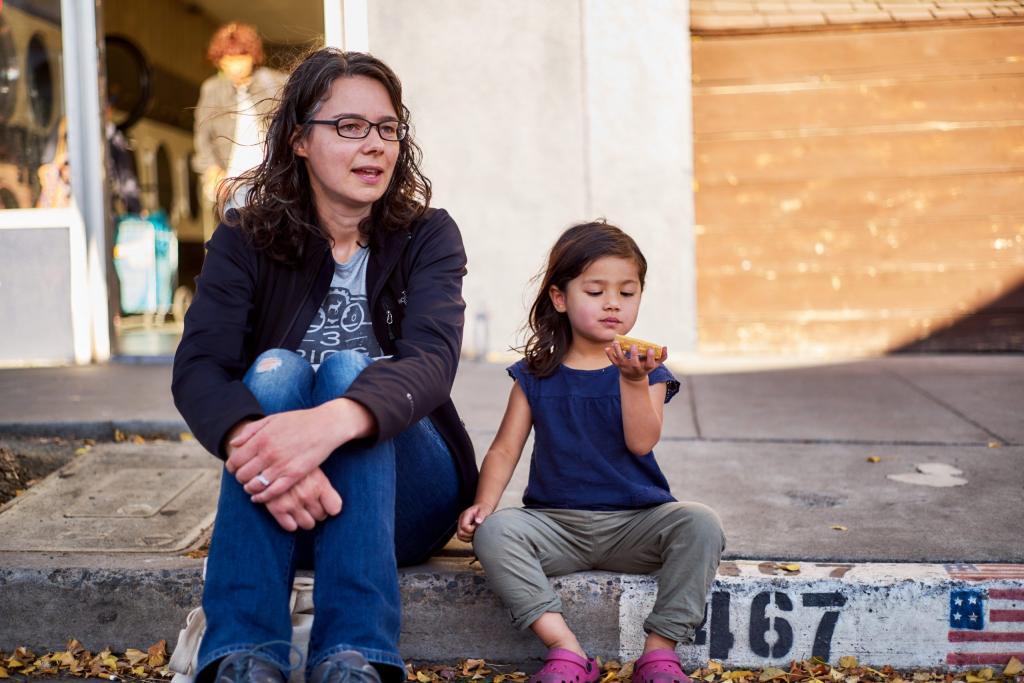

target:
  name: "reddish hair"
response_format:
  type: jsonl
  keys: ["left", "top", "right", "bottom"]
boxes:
{"left": 206, "top": 22, "right": 265, "bottom": 65}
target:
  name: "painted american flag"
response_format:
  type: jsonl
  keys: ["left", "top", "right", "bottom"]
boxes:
{"left": 947, "top": 564, "right": 1024, "bottom": 583}
{"left": 946, "top": 586, "right": 1024, "bottom": 666}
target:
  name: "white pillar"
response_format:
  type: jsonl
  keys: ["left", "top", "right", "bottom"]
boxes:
{"left": 61, "top": 0, "right": 110, "bottom": 362}
{"left": 582, "top": 0, "right": 697, "bottom": 352}
{"left": 323, "top": 0, "right": 344, "bottom": 49}
{"left": 343, "top": 0, "right": 370, "bottom": 52}
{"left": 324, "top": 0, "right": 369, "bottom": 52}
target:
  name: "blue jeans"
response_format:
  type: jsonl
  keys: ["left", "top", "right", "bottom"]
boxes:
{"left": 197, "top": 349, "right": 461, "bottom": 681}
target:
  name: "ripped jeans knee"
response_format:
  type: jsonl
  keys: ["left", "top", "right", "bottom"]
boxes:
{"left": 242, "top": 349, "right": 316, "bottom": 414}
{"left": 241, "top": 349, "right": 371, "bottom": 415}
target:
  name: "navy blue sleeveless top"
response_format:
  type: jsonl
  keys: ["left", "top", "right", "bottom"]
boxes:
{"left": 508, "top": 359, "right": 680, "bottom": 511}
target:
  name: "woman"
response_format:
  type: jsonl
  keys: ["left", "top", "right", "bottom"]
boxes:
{"left": 172, "top": 49, "right": 476, "bottom": 683}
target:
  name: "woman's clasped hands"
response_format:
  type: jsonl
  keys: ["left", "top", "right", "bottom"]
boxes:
{"left": 224, "top": 398, "right": 374, "bottom": 531}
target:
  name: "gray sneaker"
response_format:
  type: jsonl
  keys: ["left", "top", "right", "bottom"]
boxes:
{"left": 215, "top": 651, "right": 287, "bottom": 683}
{"left": 309, "top": 651, "right": 382, "bottom": 683}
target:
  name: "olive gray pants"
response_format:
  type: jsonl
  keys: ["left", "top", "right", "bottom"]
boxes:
{"left": 473, "top": 502, "right": 725, "bottom": 644}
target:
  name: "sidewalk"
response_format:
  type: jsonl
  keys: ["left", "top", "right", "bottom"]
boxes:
{"left": 0, "top": 354, "right": 1021, "bottom": 668}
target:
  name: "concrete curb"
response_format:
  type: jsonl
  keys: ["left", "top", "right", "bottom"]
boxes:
{"left": 2, "top": 555, "right": 1021, "bottom": 670}
{"left": 0, "top": 553, "right": 204, "bottom": 653}
{"left": 0, "top": 420, "right": 189, "bottom": 440}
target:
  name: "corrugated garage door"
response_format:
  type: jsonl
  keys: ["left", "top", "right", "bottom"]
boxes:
{"left": 692, "top": 23, "right": 1024, "bottom": 356}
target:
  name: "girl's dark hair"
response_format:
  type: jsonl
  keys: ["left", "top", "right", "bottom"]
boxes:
{"left": 224, "top": 49, "right": 431, "bottom": 266}
{"left": 522, "top": 220, "right": 647, "bottom": 377}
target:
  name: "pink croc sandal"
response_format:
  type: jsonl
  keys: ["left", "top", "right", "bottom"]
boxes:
{"left": 529, "top": 648, "right": 601, "bottom": 683}
{"left": 631, "top": 649, "right": 691, "bottom": 683}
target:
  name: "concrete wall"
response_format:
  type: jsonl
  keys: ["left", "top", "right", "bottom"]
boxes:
{"left": 367, "top": 0, "right": 696, "bottom": 359}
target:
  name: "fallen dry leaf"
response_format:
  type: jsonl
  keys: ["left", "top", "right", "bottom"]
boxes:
{"left": 1004, "top": 658, "right": 1022, "bottom": 676}
{"left": 866, "top": 456, "right": 881, "bottom": 463}
{"left": 461, "top": 659, "right": 485, "bottom": 676}
{"left": 148, "top": 639, "right": 168, "bottom": 667}
{"left": 832, "top": 525, "right": 848, "bottom": 532}
{"left": 1, "top": 648, "right": 1019, "bottom": 683}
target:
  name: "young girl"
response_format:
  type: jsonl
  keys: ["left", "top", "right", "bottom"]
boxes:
{"left": 457, "top": 221, "right": 725, "bottom": 683}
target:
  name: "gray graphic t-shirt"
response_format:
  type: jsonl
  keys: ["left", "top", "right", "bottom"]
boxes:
{"left": 297, "top": 246, "right": 386, "bottom": 369}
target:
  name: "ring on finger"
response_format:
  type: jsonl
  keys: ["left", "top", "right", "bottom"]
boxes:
{"left": 256, "top": 473, "right": 272, "bottom": 487}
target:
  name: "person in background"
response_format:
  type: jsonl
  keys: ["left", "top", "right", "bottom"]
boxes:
{"left": 192, "top": 22, "right": 285, "bottom": 208}
{"left": 35, "top": 118, "right": 71, "bottom": 209}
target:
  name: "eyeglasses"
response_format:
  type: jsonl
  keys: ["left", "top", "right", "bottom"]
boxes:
{"left": 305, "top": 116, "right": 409, "bottom": 141}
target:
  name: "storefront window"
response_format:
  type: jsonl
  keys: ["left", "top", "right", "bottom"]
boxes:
{"left": 0, "top": 15, "right": 17, "bottom": 122}
{"left": 0, "top": 0, "right": 66, "bottom": 210}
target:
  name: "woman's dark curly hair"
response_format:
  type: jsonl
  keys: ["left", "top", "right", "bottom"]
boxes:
{"left": 223, "top": 49, "right": 431, "bottom": 266}
{"left": 522, "top": 220, "right": 647, "bottom": 377}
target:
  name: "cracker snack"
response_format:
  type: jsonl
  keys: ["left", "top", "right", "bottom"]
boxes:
{"left": 613, "top": 334, "right": 664, "bottom": 361}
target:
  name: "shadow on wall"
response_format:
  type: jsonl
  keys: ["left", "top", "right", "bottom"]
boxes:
{"left": 895, "top": 280, "right": 1024, "bottom": 353}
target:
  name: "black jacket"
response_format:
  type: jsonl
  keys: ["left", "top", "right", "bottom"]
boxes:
{"left": 171, "top": 208, "right": 478, "bottom": 505}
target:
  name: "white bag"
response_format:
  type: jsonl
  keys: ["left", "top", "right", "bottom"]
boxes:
{"left": 169, "top": 576, "right": 315, "bottom": 683}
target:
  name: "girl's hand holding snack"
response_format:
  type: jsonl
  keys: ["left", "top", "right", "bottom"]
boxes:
{"left": 607, "top": 333, "right": 668, "bottom": 383}
{"left": 457, "top": 502, "right": 496, "bottom": 541}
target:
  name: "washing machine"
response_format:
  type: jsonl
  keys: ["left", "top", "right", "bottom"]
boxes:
{"left": 0, "top": 1, "right": 64, "bottom": 209}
